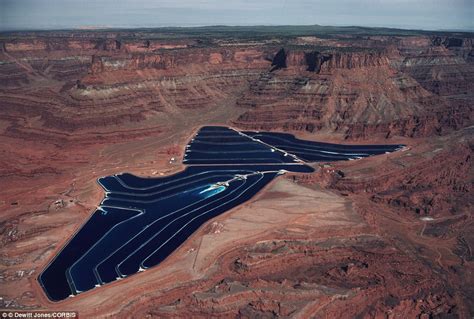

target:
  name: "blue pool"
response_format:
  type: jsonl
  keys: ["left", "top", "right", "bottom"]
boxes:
{"left": 39, "top": 126, "right": 403, "bottom": 301}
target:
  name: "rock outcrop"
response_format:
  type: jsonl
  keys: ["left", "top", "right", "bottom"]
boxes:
{"left": 1, "top": 32, "right": 472, "bottom": 141}
{"left": 0, "top": 28, "right": 473, "bottom": 318}
{"left": 270, "top": 48, "right": 287, "bottom": 70}
{"left": 234, "top": 44, "right": 473, "bottom": 139}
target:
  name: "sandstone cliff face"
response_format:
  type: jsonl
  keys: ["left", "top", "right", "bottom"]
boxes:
{"left": 234, "top": 54, "right": 440, "bottom": 138}
{"left": 1, "top": 33, "right": 472, "bottom": 141}
{"left": 233, "top": 42, "right": 473, "bottom": 139}
{"left": 400, "top": 46, "right": 474, "bottom": 96}
{"left": 0, "top": 39, "right": 270, "bottom": 141}
{"left": 88, "top": 48, "right": 269, "bottom": 74}
{"left": 280, "top": 50, "right": 390, "bottom": 72}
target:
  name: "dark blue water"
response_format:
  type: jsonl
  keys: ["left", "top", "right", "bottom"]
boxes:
{"left": 67, "top": 184, "right": 215, "bottom": 293}
{"left": 95, "top": 182, "right": 238, "bottom": 283}
{"left": 105, "top": 164, "right": 313, "bottom": 191}
{"left": 38, "top": 207, "right": 140, "bottom": 301}
{"left": 142, "top": 172, "right": 277, "bottom": 269}
{"left": 104, "top": 173, "right": 237, "bottom": 202}
{"left": 38, "top": 126, "right": 401, "bottom": 301}
{"left": 184, "top": 127, "right": 299, "bottom": 165}
{"left": 242, "top": 131, "right": 404, "bottom": 162}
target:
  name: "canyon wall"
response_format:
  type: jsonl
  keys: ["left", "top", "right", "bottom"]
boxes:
{"left": 0, "top": 37, "right": 271, "bottom": 144}
{"left": 1, "top": 32, "right": 473, "bottom": 142}
{"left": 234, "top": 39, "right": 473, "bottom": 139}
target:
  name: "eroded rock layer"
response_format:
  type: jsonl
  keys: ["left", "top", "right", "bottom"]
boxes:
{"left": 0, "top": 27, "right": 472, "bottom": 318}
{"left": 234, "top": 43, "right": 473, "bottom": 138}
{"left": 1, "top": 31, "right": 473, "bottom": 142}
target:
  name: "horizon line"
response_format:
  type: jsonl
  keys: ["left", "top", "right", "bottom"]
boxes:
{"left": 1, "top": 23, "right": 473, "bottom": 34}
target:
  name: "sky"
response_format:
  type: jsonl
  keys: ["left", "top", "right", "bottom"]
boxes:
{"left": 0, "top": 0, "right": 473, "bottom": 32}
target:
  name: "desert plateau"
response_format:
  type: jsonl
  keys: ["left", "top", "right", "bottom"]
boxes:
{"left": 0, "top": 24, "right": 473, "bottom": 318}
